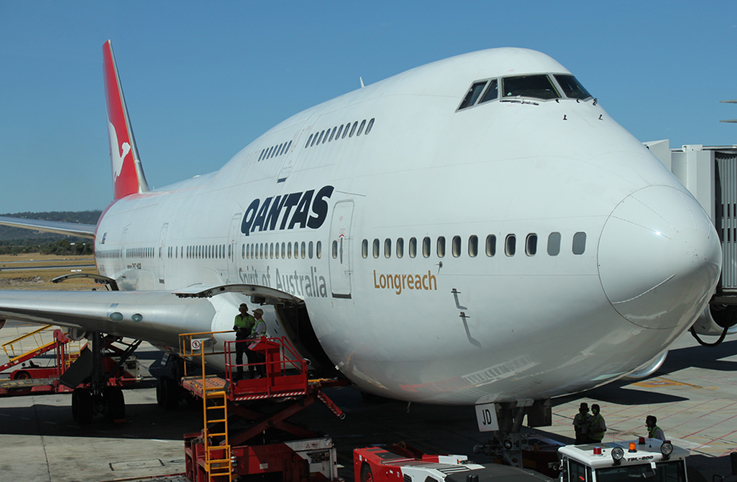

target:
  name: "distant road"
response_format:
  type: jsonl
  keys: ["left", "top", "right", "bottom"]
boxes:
{"left": 0, "top": 264, "right": 95, "bottom": 272}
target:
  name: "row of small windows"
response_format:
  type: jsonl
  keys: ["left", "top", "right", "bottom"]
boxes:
{"left": 304, "top": 118, "right": 375, "bottom": 148}
{"left": 361, "top": 232, "right": 587, "bottom": 259}
{"left": 126, "top": 247, "right": 155, "bottom": 258}
{"left": 242, "top": 241, "right": 322, "bottom": 260}
{"left": 96, "top": 249, "right": 122, "bottom": 259}
{"left": 257, "top": 140, "right": 293, "bottom": 162}
{"left": 458, "top": 74, "right": 592, "bottom": 111}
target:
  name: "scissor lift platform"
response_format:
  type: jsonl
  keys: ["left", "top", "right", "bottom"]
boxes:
{"left": 178, "top": 332, "right": 345, "bottom": 482}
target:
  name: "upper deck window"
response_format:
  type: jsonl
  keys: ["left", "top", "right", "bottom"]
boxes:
{"left": 502, "top": 75, "right": 560, "bottom": 100}
{"left": 554, "top": 74, "right": 592, "bottom": 100}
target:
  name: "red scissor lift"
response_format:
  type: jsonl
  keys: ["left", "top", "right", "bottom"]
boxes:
{"left": 179, "top": 331, "right": 345, "bottom": 482}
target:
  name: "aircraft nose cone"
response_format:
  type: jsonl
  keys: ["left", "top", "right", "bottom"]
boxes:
{"left": 598, "top": 186, "right": 721, "bottom": 329}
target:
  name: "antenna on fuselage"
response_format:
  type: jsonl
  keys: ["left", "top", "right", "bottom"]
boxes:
{"left": 360, "top": 77, "right": 365, "bottom": 88}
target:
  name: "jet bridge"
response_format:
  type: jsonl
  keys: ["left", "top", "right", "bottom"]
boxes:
{"left": 646, "top": 141, "right": 737, "bottom": 336}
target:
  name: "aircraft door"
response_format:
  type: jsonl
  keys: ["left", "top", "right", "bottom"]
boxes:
{"left": 328, "top": 201, "right": 354, "bottom": 299}
{"left": 158, "top": 223, "right": 168, "bottom": 284}
{"left": 227, "top": 213, "right": 242, "bottom": 283}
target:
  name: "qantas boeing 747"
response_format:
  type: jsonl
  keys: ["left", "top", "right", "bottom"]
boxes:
{"left": 0, "top": 42, "right": 723, "bottom": 431}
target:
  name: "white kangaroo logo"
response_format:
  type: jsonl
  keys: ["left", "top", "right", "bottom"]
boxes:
{"left": 108, "top": 121, "right": 131, "bottom": 179}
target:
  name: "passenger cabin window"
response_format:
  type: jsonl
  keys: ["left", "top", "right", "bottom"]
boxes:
{"left": 573, "top": 232, "right": 587, "bottom": 255}
{"left": 373, "top": 239, "right": 380, "bottom": 259}
{"left": 422, "top": 237, "right": 431, "bottom": 258}
{"left": 468, "top": 235, "right": 478, "bottom": 257}
{"left": 554, "top": 75, "right": 592, "bottom": 100}
{"left": 547, "top": 232, "right": 561, "bottom": 256}
{"left": 486, "top": 235, "right": 496, "bottom": 257}
{"left": 409, "top": 237, "right": 417, "bottom": 258}
{"left": 502, "top": 75, "right": 560, "bottom": 100}
{"left": 452, "top": 236, "right": 461, "bottom": 257}
{"left": 362, "top": 239, "right": 368, "bottom": 259}
{"left": 526, "top": 234, "right": 538, "bottom": 256}
{"left": 396, "top": 238, "right": 404, "bottom": 258}
{"left": 384, "top": 238, "right": 391, "bottom": 258}
{"left": 437, "top": 237, "right": 445, "bottom": 258}
{"left": 458, "top": 81, "right": 488, "bottom": 110}
{"left": 505, "top": 234, "right": 516, "bottom": 256}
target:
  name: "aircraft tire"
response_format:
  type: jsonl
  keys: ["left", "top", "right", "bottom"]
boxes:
{"left": 104, "top": 386, "right": 125, "bottom": 421}
{"left": 156, "top": 376, "right": 180, "bottom": 410}
{"left": 360, "top": 463, "right": 374, "bottom": 482}
{"left": 72, "top": 388, "right": 93, "bottom": 425}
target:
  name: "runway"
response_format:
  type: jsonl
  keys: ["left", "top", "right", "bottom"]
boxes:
{"left": 1, "top": 321, "right": 736, "bottom": 481}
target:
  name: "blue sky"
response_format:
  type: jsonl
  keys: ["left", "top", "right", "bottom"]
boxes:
{"left": 1, "top": 1, "right": 736, "bottom": 213}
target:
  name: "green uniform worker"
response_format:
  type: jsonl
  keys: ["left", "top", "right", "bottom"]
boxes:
{"left": 588, "top": 404, "right": 607, "bottom": 443}
{"left": 646, "top": 415, "right": 665, "bottom": 440}
{"left": 233, "top": 304, "right": 255, "bottom": 379}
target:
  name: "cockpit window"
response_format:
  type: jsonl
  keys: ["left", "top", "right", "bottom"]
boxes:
{"left": 502, "top": 75, "right": 560, "bottom": 100}
{"left": 458, "top": 81, "right": 488, "bottom": 110}
{"left": 479, "top": 79, "right": 498, "bottom": 104}
{"left": 554, "top": 74, "right": 592, "bottom": 100}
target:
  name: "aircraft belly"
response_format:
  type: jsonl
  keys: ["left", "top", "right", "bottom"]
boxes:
{"left": 309, "top": 265, "right": 698, "bottom": 405}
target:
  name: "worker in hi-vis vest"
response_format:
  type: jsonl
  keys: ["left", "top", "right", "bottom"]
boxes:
{"left": 233, "top": 303, "right": 255, "bottom": 380}
{"left": 646, "top": 415, "right": 665, "bottom": 440}
{"left": 588, "top": 404, "right": 607, "bottom": 443}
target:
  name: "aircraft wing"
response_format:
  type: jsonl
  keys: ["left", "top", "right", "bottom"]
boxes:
{"left": 0, "top": 216, "right": 96, "bottom": 239}
{"left": 0, "top": 290, "right": 216, "bottom": 347}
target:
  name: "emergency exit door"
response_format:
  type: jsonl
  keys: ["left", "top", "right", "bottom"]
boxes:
{"left": 328, "top": 201, "right": 354, "bottom": 299}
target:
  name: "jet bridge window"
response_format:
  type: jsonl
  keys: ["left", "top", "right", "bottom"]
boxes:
{"left": 502, "top": 75, "right": 560, "bottom": 100}
{"left": 554, "top": 74, "right": 592, "bottom": 100}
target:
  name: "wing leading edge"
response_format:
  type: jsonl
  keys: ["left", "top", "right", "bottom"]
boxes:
{"left": 0, "top": 290, "right": 216, "bottom": 347}
{"left": 0, "top": 216, "right": 96, "bottom": 239}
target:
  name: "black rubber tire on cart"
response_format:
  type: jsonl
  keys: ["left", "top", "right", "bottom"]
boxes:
{"left": 103, "top": 386, "right": 125, "bottom": 421}
{"left": 72, "top": 388, "right": 93, "bottom": 425}
{"left": 156, "top": 376, "right": 180, "bottom": 410}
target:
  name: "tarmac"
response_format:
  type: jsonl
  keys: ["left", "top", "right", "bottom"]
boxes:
{"left": 1, "top": 320, "right": 737, "bottom": 481}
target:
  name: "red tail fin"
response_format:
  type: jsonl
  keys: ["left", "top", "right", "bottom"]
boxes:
{"left": 103, "top": 40, "right": 149, "bottom": 200}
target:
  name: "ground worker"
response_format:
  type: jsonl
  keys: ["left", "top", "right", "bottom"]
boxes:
{"left": 646, "top": 415, "right": 665, "bottom": 440}
{"left": 572, "top": 402, "right": 590, "bottom": 444}
{"left": 233, "top": 303, "right": 255, "bottom": 380}
{"left": 588, "top": 404, "right": 607, "bottom": 443}
{"left": 250, "top": 308, "right": 268, "bottom": 377}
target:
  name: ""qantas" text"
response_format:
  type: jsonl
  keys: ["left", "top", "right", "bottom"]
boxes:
{"left": 241, "top": 186, "right": 334, "bottom": 236}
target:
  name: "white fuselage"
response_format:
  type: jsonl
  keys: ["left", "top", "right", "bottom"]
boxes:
{"left": 93, "top": 48, "right": 721, "bottom": 405}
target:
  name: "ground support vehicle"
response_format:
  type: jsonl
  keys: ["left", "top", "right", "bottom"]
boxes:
{"left": 558, "top": 438, "right": 690, "bottom": 482}
{"left": 354, "top": 444, "right": 554, "bottom": 482}
{"left": 179, "top": 331, "right": 345, "bottom": 482}
{"left": 0, "top": 325, "right": 140, "bottom": 408}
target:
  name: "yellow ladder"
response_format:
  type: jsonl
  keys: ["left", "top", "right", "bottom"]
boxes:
{"left": 180, "top": 331, "right": 234, "bottom": 481}
{"left": 2, "top": 324, "right": 54, "bottom": 359}
{"left": 202, "top": 386, "right": 232, "bottom": 480}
